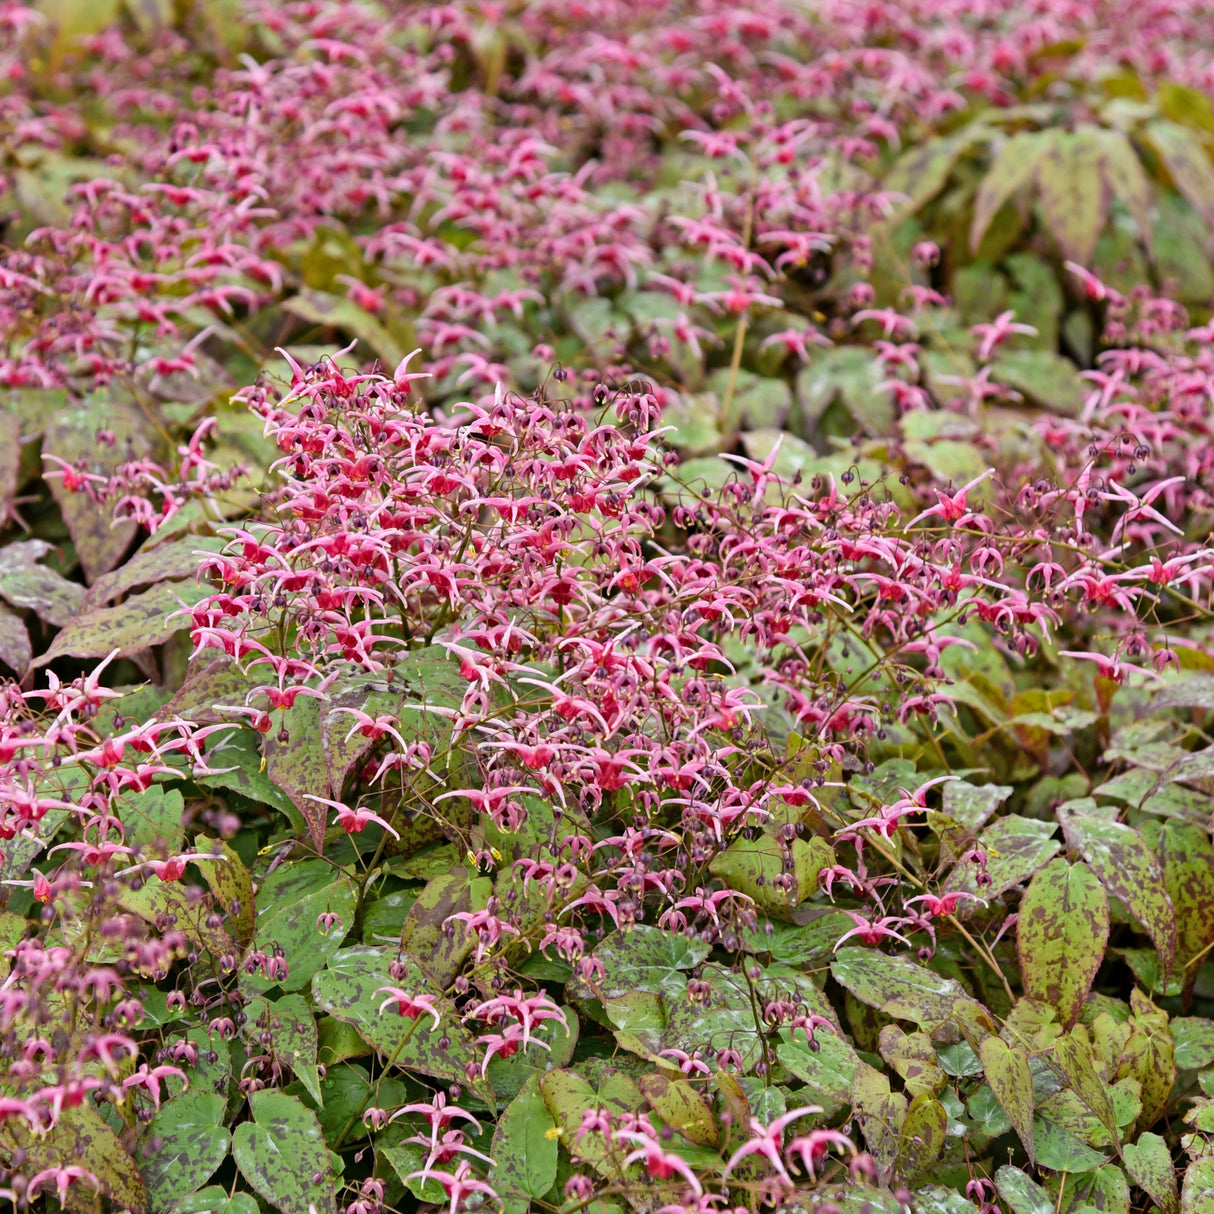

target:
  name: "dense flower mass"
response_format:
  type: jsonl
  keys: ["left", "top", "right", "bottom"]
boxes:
{"left": 4, "top": 1, "right": 1214, "bottom": 1213}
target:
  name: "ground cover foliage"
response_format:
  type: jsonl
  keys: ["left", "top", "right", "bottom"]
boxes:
{"left": 6, "top": 1, "right": 1214, "bottom": 1213}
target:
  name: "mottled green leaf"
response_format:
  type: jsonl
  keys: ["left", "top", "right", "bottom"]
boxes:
{"left": 253, "top": 993, "right": 322, "bottom": 1104}
{"left": 0, "top": 538, "right": 86, "bottom": 626}
{"left": 1147, "top": 121, "right": 1214, "bottom": 232}
{"left": 1032, "top": 1114, "right": 1111, "bottom": 1171}
{"left": 1061, "top": 806, "right": 1177, "bottom": 973}
{"left": 0, "top": 604, "right": 30, "bottom": 676}
{"left": 989, "top": 348, "right": 1084, "bottom": 416}
{"left": 282, "top": 289, "right": 407, "bottom": 367}
{"left": 1173, "top": 1018, "right": 1214, "bottom": 1070}
{"left": 540, "top": 1069, "right": 645, "bottom": 1177}
{"left": 120, "top": 786, "right": 185, "bottom": 853}
{"left": 140, "top": 1091, "right": 230, "bottom": 1211}
{"left": 3, "top": 1100, "right": 147, "bottom": 1214}
{"left": 241, "top": 860, "right": 355, "bottom": 994}
{"left": 776, "top": 1029, "right": 860, "bottom": 1114}
{"left": 263, "top": 695, "right": 331, "bottom": 852}
{"left": 883, "top": 132, "right": 976, "bottom": 216}
{"left": 1182, "top": 1156, "right": 1214, "bottom": 1214}
{"left": 1036, "top": 127, "right": 1109, "bottom": 265}
{"left": 491, "top": 1076, "right": 560, "bottom": 1199}
{"left": 194, "top": 834, "right": 255, "bottom": 948}
{"left": 832, "top": 947, "right": 980, "bottom": 1030}
{"left": 896, "top": 1094, "right": 948, "bottom": 1184}
{"left": 398, "top": 868, "right": 493, "bottom": 988}
{"left": 1018, "top": 858, "right": 1108, "bottom": 1028}
{"left": 941, "top": 781, "right": 1013, "bottom": 836}
{"left": 36, "top": 580, "right": 211, "bottom": 667}
{"left": 980, "top": 1036, "right": 1035, "bottom": 1163}
{"left": 196, "top": 726, "right": 304, "bottom": 830}
{"left": 1092, "top": 128, "right": 1155, "bottom": 258}
{"left": 852, "top": 1064, "right": 907, "bottom": 1178}
{"left": 1153, "top": 822, "right": 1214, "bottom": 1003}
{"left": 997, "top": 1164, "right": 1053, "bottom": 1214}
{"left": 82, "top": 534, "right": 225, "bottom": 610}
{"left": 310, "top": 946, "right": 482, "bottom": 1093}
{"left": 1053, "top": 1031, "right": 1119, "bottom": 1149}
{"left": 1122, "top": 988, "right": 1176, "bottom": 1134}
{"left": 232, "top": 1090, "right": 336, "bottom": 1214}
{"left": 120, "top": 874, "right": 234, "bottom": 960}
{"left": 946, "top": 815, "right": 1060, "bottom": 901}
{"left": 879, "top": 1026, "right": 948, "bottom": 1099}
{"left": 639, "top": 1070, "right": 718, "bottom": 1147}
{"left": 971, "top": 130, "right": 1054, "bottom": 253}
{"left": 708, "top": 832, "right": 832, "bottom": 920}
{"left": 43, "top": 397, "right": 155, "bottom": 582}
{"left": 1124, "top": 1132, "right": 1179, "bottom": 1214}
{"left": 1056, "top": 1164, "right": 1131, "bottom": 1214}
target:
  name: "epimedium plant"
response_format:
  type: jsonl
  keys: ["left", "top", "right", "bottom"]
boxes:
{"left": 4, "top": 3, "right": 1214, "bottom": 1214}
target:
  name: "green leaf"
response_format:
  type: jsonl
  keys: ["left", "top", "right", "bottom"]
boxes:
{"left": 717, "top": 369, "right": 793, "bottom": 431}
{"left": 896, "top": 1094, "right": 948, "bottom": 1184}
{"left": 263, "top": 695, "right": 331, "bottom": 852}
{"left": 1017, "top": 858, "right": 1108, "bottom": 1028}
{"left": 1123, "top": 1132, "right": 1179, "bottom": 1214}
{"left": 43, "top": 397, "right": 154, "bottom": 582}
{"left": 996, "top": 1165, "right": 1053, "bottom": 1214}
{"left": 971, "top": 130, "right": 1054, "bottom": 253}
{"left": 240, "top": 861, "right": 355, "bottom": 994}
{"left": 195, "top": 727, "right": 304, "bottom": 830}
{"left": 310, "top": 946, "right": 483, "bottom": 1093}
{"left": 251, "top": 993, "right": 322, "bottom": 1104}
{"left": 1172, "top": 1018, "right": 1214, "bottom": 1070}
{"left": 382, "top": 1141, "right": 448, "bottom": 1205}
{"left": 946, "top": 814, "right": 1060, "bottom": 902}
{"left": 942, "top": 781, "right": 1013, "bottom": 836}
{"left": 1036, "top": 127, "right": 1110, "bottom": 265}
{"left": 1182, "top": 1156, "right": 1214, "bottom": 1214}
{"left": 1123, "top": 988, "right": 1176, "bottom": 1134}
{"left": 140, "top": 1092, "right": 230, "bottom": 1211}
{"left": 540, "top": 1069, "right": 645, "bottom": 1177}
{"left": 1092, "top": 128, "right": 1155, "bottom": 259}
{"left": 82, "top": 534, "right": 226, "bottom": 610}
{"left": 318, "top": 668, "right": 405, "bottom": 798}
{"left": 4, "top": 1101, "right": 147, "bottom": 1214}
{"left": 1053, "top": 1031, "right": 1120, "bottom": 1150}
{"left": 1060, "top": 806, "right": 1177, "bottom": 974}
{"left": 988, "top": 349, "right": 1084, "bottom": 416}
{"left": 232, "top": 1090, "right": 336, "bottom": 1214}
{"left": 491, "top": 1076, "right": 559, "bottom": 1199}
{"left": 851, "top": 1064, "right": 907, "bottom": 1179}
{"left": 572, "top": 925, "right": 711, "bottom": 1001}
{"left": 1154, "top": 822, "right": 1214, "bottom": 1002}
{"left": 121, "top": 786, "right": 185, "bottom": 854}
{"left": 194, "top": 835, "right": 255, "bottom": 948}
{"left": 0, "top": 604, "right": 30, "bottom": 675}
{"left": 708, "top": 833, "right": 832, "bottom": 920}
{"left": 35, "top": 580, "right": 212, "bottom": 667}
{"left": 776, "top": 1029, "right": 860, "bottom": 1115}
{"left": 1033, "top": 1114, "right": 1111, "bottom": 1172}
{"left": 638, "top": 1070, "right": 718, "bottom": 1147}
{"left": 282, "top": 290, "right": 407, "bottom": 368}
{"left": 120, "top": 874, "right": 234, "bottom": 960}
{"left": 1147, "top": 121, "right": 1214, "bottom": 233}
{"left": 980, "top": 1036, "right": 1035, "bottom": 1164}
{"left": 0, "top": 538, "right": 86, "bottom": 627}
{"left": 398, "top": 867, "right": 493, "bottom": 988}
{"left": 831, "top": 947, "right": 982, "bottom": 1029}
{"left": 883, "top": 132, "right": 977, "bottom": 216}
{"left": 1055, "top": 1165, "right": 1131, "bottom": 1214}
